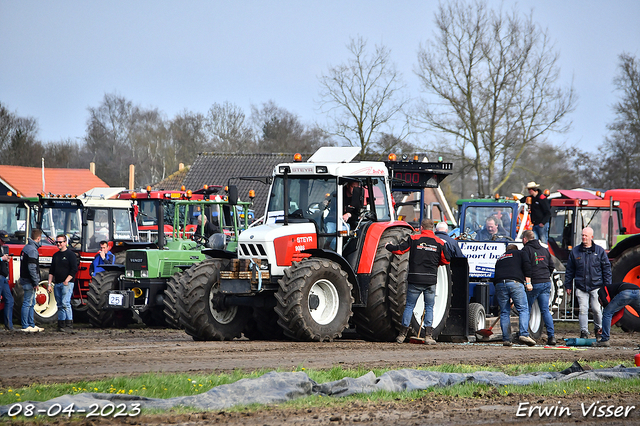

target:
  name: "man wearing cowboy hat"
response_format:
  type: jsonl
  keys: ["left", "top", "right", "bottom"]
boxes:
{"left": 520, "top": 181, "right": 551, "bottom": 243}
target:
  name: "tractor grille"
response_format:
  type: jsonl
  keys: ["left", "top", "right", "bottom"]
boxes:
{"left": 239, "top": 243, "right": 267, "bottom": 257}
{"left": 162, "top": 261, "right": 184, "bottom": 277}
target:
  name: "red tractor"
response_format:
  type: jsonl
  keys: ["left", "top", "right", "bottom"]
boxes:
{"left": 547, "top": 189, "right": 640, "bottom": 331}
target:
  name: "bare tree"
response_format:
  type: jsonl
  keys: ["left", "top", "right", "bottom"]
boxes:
{"left": 169, "top": 110, "right": 209, "bottom": 165}
{"left": 205, "top": 101, "right": 255, "bottom": 152}
{"left": 318, "top": 36, "right": 410, "bottom": 155}
{"left": 415, "top": 0, "right": 575, "bottom": 196}
{"left": 598, "top": 53, "right": 640, "bottom": 188}
{"left": 252, "top": 101, "right": 332, "bottom": 153}
{"left": 0, "top": 103, "right": 44, "bottom": 167}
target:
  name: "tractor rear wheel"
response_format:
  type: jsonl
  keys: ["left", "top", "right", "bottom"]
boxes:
{"left": 275, "top": 258, "right": 353, "bottom": 342}
{"left": 87, "top": 271, "right": 131, "bottom": 328}
{"left": 353, "top": 227, "right": 411, "bottom": 342}
{"left": 611, "top": 247, "right": 640, "bottom": 332}
{"left": 179, "top": 259, "right": 249, "bottom": 341}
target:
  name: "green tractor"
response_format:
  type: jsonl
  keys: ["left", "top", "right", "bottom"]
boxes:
{"left": 87, "top": 195, "right": 252, "bottom": 328}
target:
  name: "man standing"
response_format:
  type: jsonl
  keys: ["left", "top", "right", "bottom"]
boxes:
{"left": 0, "top": 231, "right": 14, "bottom": 331}
{"left": 90, "top": 240, "right": 115, "bottom": 277}
{"left": 493, "top": 245, "right": 535, "bottom": 346}
{"left": 521, "top": 182, "right": 551, "bottom": 243}
{"left": 20, "top": 229, "right": 43, "bottom": 332}
{"left": 564, "top": 227, "right": 611, "bottom": 339}
{"left": 386, "top": 218, "right": 450, "bottom": 345}
{"left": 594, "top": 282, "right": 640, "bottom": 347}
{"left": 435, "top": 221, "right": 464, "bottom": 258}
{"left": 522, "top": 230, "right": 557, "bottom": 345}
{"left": 48, "top": 235, "right": 78, "bottom": 332}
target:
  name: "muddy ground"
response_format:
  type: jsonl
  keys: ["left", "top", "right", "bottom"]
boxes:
{"left": 1, "top": 322, "right": 639, "bottom": 425}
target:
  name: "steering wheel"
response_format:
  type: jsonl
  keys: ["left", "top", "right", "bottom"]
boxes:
{"left": 307, "top": 202, "right": 321, "bottom": 215}
{"left": 69, "top": 233, "right": 81, "bottom": 247}
{"left": 192, "top": 233, "right": 208, "bottom": 246}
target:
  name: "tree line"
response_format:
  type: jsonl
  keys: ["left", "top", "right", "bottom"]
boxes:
{"left": 1, "top": 0, "right": 638, "bottom": 200}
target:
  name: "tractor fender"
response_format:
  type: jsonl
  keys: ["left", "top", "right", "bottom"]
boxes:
{"left": 302, "top": 248, "right": 363, "bottom": 305}
{"left": 355, "top": 221, "right": 414, "bottom": 275}
{"left": 608, "top": 234, "right": 640, "bottom": 261}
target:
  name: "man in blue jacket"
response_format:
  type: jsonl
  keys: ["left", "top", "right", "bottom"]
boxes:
{"left": 90, "top": 241, "right": 115, "bottom": 277}
{"left": 564, "top": 227, "right": 611, "bottom": 339}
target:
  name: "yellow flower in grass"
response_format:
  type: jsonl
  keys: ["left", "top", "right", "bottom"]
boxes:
{"left": 15, "top": 394, "right": 19, "bottom": 397}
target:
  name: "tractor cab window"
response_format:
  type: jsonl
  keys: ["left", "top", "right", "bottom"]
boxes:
{"left": 364, "top": 178, "right": 391, "bottom": 222}
{"left": 85, "top": 208, "right": 110, "bottom": 252}
{"left": 0, "top": 203, "right": 29, "bottom": 244}
{"left": 40, "top": 205, "right": 82, "bottom": 248}
{"left": 137, "top": 200, "right": 159, "bottom": 226}
{"left": 113, "top": 208, "right": 134, "bottom": 241}
{"left": 461, "top": 206, "right": 513, "bottom": 240}
{"left": 577, "top": 208, "right": 621, "bottom": 250}
{"left": 549, "top": 207, "right": 574, "bottom": 251}
{"left": 267, "top": 176, "right": 337, "bottom": 230}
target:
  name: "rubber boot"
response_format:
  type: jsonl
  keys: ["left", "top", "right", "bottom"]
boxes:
{"left": 424, "top": 326, "right": 436, "bottom": 345}
{"left": 64, "top": 320, "right": 75, "bottom": 333}
{"left": 57, "top": 320, "right": 66, "bottom": 332}
{"left": 396, "top": 326, "right": 409, "bottom": 344}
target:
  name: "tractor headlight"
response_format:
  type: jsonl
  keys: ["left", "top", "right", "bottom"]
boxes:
{"left": 140, "top": 270, "right": 149, "bottom": 278}
{"left": 126, "top": 270, "right": 134, "bottom": 278}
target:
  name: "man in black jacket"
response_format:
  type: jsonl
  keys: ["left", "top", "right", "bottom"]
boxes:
{"left": 493, "top": 245, "right": 535, "bottom": 346}
{"left": 47, "top": 235, "right": 78, "bottom": 332}
{"left": 386, "top": 218, "right": 450, "bottom": 345}
{"left": 435, "top": 221, "right": 465, "bottom": 258}
{"left": 522, "top": 230, "right": 557, "bottom": 345}
{"left": 520, "top": 182, "right": 551, "bottom": 243}
{"left": 594, "top": 282, "right": 640, "bottom": 347}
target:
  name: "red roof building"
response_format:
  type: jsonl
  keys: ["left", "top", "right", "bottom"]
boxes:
{"left": 0, "top": 165, "right": 108, "bottom": 197}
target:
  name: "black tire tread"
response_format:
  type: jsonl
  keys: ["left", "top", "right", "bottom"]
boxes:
{"left": 87, "top": 271, "right": 120, "bottom": 328}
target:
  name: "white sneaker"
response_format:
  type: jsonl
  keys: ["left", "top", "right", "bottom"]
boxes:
{"left": 21, "top": 326, "right": 37, "bottom": 332}
{"left": 34, "top": 326, "right": 44, "bottom": 332}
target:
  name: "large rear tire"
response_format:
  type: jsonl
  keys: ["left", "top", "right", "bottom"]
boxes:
{"left": 353, "top": 227, "right": 411, "bottom": 342}
{"left": 179, "top": 259, "right": 250, "bottom": 341}
{"left": 275, "top": 258, "right": 353, "bottom": 342}
{"left": 611, "top": 247, "right": 640, "bottom": 332}
{"left": 87, "top": 271, "right": 125, "bottom": 328}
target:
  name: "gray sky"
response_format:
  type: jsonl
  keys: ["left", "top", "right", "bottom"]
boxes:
{"left": 1, "top": 1, "right": 639, "bottom": 153}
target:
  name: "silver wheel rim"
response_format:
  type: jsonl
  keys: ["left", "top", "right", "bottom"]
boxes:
{"left": 475, "top": 309, "right": 486, "bottom": 330}
{"left": 309, "top": 279, "right": 339, "bottom": 325}
{"left": 208, "top": 286, "right": 237, "bottom": 324}
{"left": 529, "top": 300, "right": 541, "bottom": 333}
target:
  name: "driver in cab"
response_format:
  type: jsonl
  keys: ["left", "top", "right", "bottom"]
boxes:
{"left": 476, "top": 216, "right": 508, "bottom": 241}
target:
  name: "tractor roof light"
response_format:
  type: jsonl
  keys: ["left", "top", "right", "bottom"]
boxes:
{"left": 16, "top": 192, "right": 21, "bottom": 197}
{"left": 249, "top": 190, "right": 255, "bottom": 199}
{"left": 181, "top": 185, "right": 186, "bottom": 191}
{"left": 203, "top": 184, "right": 209, "bottom": 190}
{"left": 613, "top": 200, "right": 620, "bottom": 206}
{"left": 293, "top": 153, "right": 303, "bottom": 162}
{"left": 388, "top": 153, "right": 397, "bottom": 161}
{"left": 580, "top": 200, "right": 589, "bottom": 206}
{"left": 544, "top": 189, "right": 550, "bottom": 196}
{"left": 186, "top": 190, "right": 192, "bottom": 199}
{"left": 494, "top": 193, "right": 500, "bottom": 200}
{"left": 413, "top": 155, "right": 419, "bottom": 161}
{"left": 6, "top": 191, "right": 12, "bottom": 196}
{"left": 131, "top": 192, "right": 137, "bottom": 199}
{"left": 595, "top": 190, "right": 602, "bottom": 197}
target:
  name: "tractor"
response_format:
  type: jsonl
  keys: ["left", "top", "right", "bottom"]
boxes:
{"left": 173, "top": 147, "right": 455, "bottom": 342}
{"left": 454, "top": 197, "right": 564, "bottom": 340}
{"left": 88, "top": 187, "right": 251, "bottom": 328}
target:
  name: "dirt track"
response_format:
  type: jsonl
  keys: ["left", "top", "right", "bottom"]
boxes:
{"left": 2, "top": 323, "right": 640, "bottom": 425}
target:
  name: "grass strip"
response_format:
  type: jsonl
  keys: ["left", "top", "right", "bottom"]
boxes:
{"left": 1, "top": 360, "right": 637, "bottom": 415}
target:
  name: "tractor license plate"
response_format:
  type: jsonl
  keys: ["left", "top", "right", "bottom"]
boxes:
{"left": 108, "top": 293, "right": 124, "bottom": 306}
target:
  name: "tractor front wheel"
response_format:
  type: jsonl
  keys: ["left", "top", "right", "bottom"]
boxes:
{"left": 87, "top": 271, "right": 131, "bottom": 328}
{"left": 275, "top": 258, "right": 353, "bottom": 342}
{"left": 179, "top": 260, "right": 249, "bottom": 341}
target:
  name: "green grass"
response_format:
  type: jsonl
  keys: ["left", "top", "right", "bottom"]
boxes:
{"left": 1, "top": 360, "right": 638, "bottom": 416}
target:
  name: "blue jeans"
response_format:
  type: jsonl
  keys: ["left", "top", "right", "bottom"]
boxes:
{"left": 21, "top": 281, "right": 36, "bottom": 328}
{"left": 526, "top": 281, "right": 555, "bottom": 337}
{"left": 495, "top": 280, "right": 530, "bottom": 341}
{"left": 54, "top": 282, "right": 74, "bottom": 321}
{"left": 533, "top": 222, "right": 549, "bottom": 244}
{"left": 0, "top": 276, "right": 14, "bottom": 329}
{"left": 402, "top": 284, "right": 436, "bottom": 328}
{"left": 601, "top": 289, "right": 640, "bottom": 341}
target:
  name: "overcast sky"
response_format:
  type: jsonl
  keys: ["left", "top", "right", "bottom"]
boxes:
{"left": 1, "top": 1, "right": 639, "bottom": 153}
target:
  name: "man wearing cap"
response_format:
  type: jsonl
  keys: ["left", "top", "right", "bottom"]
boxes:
{"left": 520, "top": 182, "right": 551, "bottom": 243}
{"left": 0, "top": 231, "right": 14, "bottom": 331}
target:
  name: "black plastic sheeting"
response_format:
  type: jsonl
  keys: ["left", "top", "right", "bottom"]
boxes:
{"left": 2, "top": 362, "right": 639, "bottom": 416}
